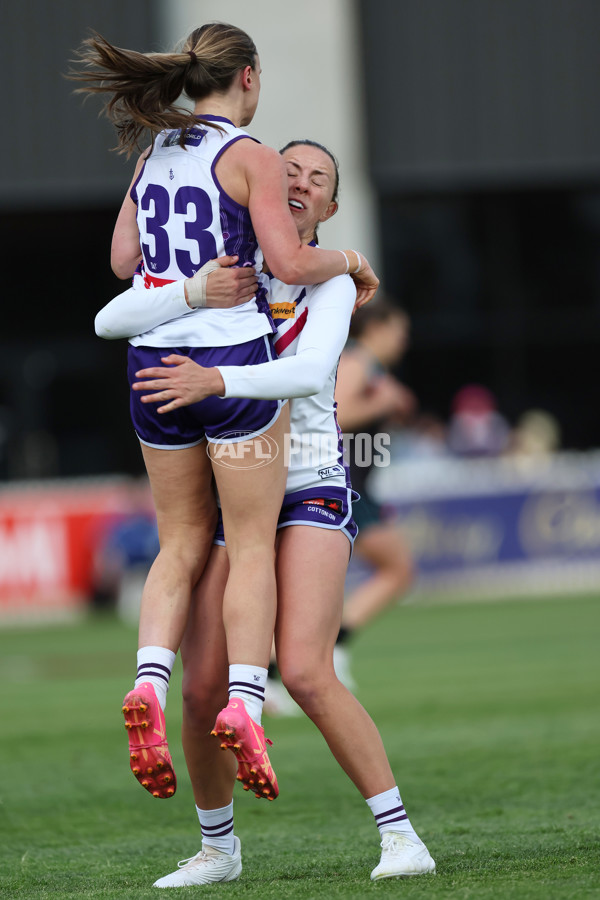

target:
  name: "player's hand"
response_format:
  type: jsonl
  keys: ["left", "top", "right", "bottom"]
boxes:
{"left": 346, "top": 251, "right": 379, "bottom": 309}
{"left": 185, "top": 255, "right": 258, "bottom": 309}
{"left": 132, "top": 355, "right": 226, "bottom": 413}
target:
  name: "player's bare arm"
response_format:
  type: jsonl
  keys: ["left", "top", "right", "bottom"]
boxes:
{"left": 238, "top": 143, "right": 379, "bottom": 302}
{"left": 111, "top": 150, "right": 148, "bottom": 279}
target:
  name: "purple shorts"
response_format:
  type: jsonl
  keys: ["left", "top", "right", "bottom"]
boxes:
{"left": 128, "top": 336, "right": 283, "bottom": 448}
{"left": 214, "top": 485, "right": 359, "bottom": 554}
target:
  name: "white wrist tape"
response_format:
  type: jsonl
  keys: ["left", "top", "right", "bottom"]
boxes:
{"left": 339, "top": 250, "right": 350, "bottom": 274}
{"left": 350, "top": 250, "right": 363, "bottom": 274}
{"left": 184, "top": 259, "right": 222, "bottom": 308}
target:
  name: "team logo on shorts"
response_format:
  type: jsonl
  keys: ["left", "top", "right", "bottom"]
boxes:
{"left": 209, "top": 430, "right": 280, "bottom": 470}
{"left": 302, "top": 498, "right": 343, "bottom": 514}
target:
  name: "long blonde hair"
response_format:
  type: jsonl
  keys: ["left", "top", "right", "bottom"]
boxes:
{"left": 69, "top": 23, "right": 258, "bottom": 156}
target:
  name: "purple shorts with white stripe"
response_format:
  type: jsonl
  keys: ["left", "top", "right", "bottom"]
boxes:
{"left": 214, "top": 485, "right": 359, "bottom": 553}
{"left": 128, "top": 336, "right": 283, "bottom": 449}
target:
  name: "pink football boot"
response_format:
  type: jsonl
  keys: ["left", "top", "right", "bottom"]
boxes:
{"left": 122, "top": 682, "right": 176, "bottom": 798}
{"left": 211, "top": 698, "right": 278, "bottom": 800}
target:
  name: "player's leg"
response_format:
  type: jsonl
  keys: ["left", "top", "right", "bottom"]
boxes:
{"left": 122, "top": 441, "right": 217, "bottom": 799}
{"left": 275, "top": 525, "right": 394, "bottom": 795}
{"left": 275, "top": 524, "right": 435, "bottom": 879}
{"left": 180, "top": 545, "right": 236, "bottom": 811}
{"left": 138, "top": 441, "right": 217, "bottom": 652}
{"left": 153, "top": 546, "right": 242, "bottom": 888}
{"left": 125, "top": 343, "right": 218, "bottom": 713}
{"left": 209, "top": 405, "right": 288, "bottom": 672}
{"left": 208, "top": 406, "right": 288, "bottom": 798}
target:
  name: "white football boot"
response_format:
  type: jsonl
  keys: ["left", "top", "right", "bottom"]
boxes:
{"left": 153, "top": 837, "right": 242, "bottom": 887}
{"left": 370, "top": 832, "right": 436, "bottom": 880}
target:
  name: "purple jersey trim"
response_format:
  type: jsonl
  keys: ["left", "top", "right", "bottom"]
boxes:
{"left": 129, "top": 159, "right": 147, "bottom": 205}
{"left": 196, "top": 114, "right": 235, "bottom": 125}
{"left": 211, "top": 135, "right": 263, "bottom": 267}
{"left": 211, "top": 134, "right": 261, "bottom": 214}
{"left": 255, "top": 281, "right": 276, "bottom": 334}
{"left": 210, "top": 133, "right": 274, "bottom": 331}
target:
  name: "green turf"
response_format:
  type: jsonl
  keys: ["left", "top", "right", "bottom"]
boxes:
{"left": 1, "top": 593, "right": 599, "bottom": 899}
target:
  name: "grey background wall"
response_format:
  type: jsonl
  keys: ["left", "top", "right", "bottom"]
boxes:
{"left": 1, "top": 0, "right": 599, "bottom": 478}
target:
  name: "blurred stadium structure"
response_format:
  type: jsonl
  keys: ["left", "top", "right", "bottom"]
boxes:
{"left": 2, "top": 0, "right": 600, "bottom": 619}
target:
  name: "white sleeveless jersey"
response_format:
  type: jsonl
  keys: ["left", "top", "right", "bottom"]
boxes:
{"left": 266, "top": 274, "right": 350, "bottom": 495}
{"left": 129, "top": 116, "right": 273, "bottom": 348}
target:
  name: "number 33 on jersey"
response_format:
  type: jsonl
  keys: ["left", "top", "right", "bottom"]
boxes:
{"left": 131, "top": 116, "right": 264, "bottom": 283}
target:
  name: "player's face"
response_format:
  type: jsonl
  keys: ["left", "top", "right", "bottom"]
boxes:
{"left": 282, "top": 145, "right": 338, "bottom": 242}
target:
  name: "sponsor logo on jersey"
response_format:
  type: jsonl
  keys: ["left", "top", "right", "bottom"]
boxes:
{"left": 162, "top": 127, "right": 207, "bottom": 148}
{"left": 317, "top": 464, "right": 346, "bottom": 480}
{"left": 269, "top": 302, "right": 296, "bottom": 319}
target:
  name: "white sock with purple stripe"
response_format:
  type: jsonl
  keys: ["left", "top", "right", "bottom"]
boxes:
{"left": 197, "top": 802, "right": 235, "bottom": 855}
{"left": 366, "top": 786, "right": 420, "bottom": 842}
{"left": 228, "top": 664, "right": 268, "bottom": 726}
{"left": 134, "top": 645, "right": 176, "bottom": 712}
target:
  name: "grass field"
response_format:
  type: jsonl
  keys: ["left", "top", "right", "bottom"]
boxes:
{"left": 1, "top": 592, "right": 599, "bottom": 899}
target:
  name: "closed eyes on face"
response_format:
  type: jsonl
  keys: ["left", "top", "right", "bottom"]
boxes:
{"left": 285, "top": 158, "right": 332, "bottom": 191}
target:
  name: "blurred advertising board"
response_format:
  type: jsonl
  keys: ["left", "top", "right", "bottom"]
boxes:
{"left": 3, "top": 453, "right": 599, "bottom": 621}
{"left": 0, "top": 478, "right": 153, "bottom": 622}
{"left": 370, "top": 452, "right": 600, "bottom": 597}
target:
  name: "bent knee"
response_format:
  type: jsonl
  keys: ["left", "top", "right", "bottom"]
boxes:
{"left": 158, "top": 509, "right": 217, "bottom": 549}
{"left": 279, "top": 661, "right": 333, "bottom": 710}
{"left": 156, "top": 536, "right": 214, "bottom": 580}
